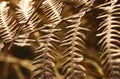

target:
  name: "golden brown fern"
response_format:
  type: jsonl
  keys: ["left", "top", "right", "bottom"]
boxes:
{"left": 60, "top": 1, "right": 96, "bottom": 78}
{"left": 40, "top": 0, "right": 63, "bottom": 23}
{"left": 14, "top": 0, "right": 41, "bottom": 47}
{"left": 0, "top": 1, "right": 18, "bottom": 43}
{"left": 61, "top": 12, "right": 88, "bottom": 79}
{"left": 97, "top": 0, "right": 120, "bottom": 78}
{"left": 33, "top": 23, "right": 61, "bottom": 79}
{"left": 16, "top": 0, "right": 41, "bottom": 33}
{"left": 32, "top": 0, "right": 63, "bottom": 79}
{"left": 1, "top": 0, "right": 120, "bottom": 79}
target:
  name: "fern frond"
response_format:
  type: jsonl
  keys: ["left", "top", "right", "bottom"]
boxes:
{"left": 0, "top": 1, "right": 18, "bottom": 43}
{"left": 32, "top": 0, "right": 63, "bottom": 77}
{"left": 17, "top": 0, "right": 41, "bottom": 33}
{"left": 15, "top": 0, "right": 41, "bottom": 47}
{"left": 61, "top": 12, "right": 88, "bottom": 79}
{"left": 40, "top": 0, "right": 63, "bottom": 22}
{"left": 97, "top": 1, "right": 120, "bottom": 78}
{"left": 33, "top": 22, "right": 60, "bottom": 79}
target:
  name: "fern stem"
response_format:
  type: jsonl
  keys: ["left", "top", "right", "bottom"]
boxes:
{"left": 44, "top": 24, "right": 56, "bottom": 78}
{"left": 71, "top": 18, "right": 81, "bottom": 79}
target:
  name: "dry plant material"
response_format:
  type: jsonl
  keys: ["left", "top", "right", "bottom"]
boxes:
{"left": 0, "top": 0, "right": 120, "bottom": 79}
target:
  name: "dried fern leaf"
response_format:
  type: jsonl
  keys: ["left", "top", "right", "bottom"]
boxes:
{"left": 17, "top": 0, "right": 41, "bottom": 33}
{"left": 15, "top": 0, "right": 41, "bottom": 47}
{"left": 61, "top": 12, "right": 88, "bottom": 79}
{"left": 33, "top": 0, "right": 63, "bottom": 77}
{"left": 97, "top": 1, "right": 120, "bottom": 78}
{"left": 33, "top": 22, "right": 60, "bottom": 79}
{"left": 40, "top": 0, "right": 63, "bottom": 22}
{"left": 0, "top": 1, "right": 18, "bottom": 43}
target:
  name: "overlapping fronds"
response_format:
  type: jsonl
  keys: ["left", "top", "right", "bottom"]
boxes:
{"left": 15, "top": 0, "right": 41, "bottom": 46}
{"left": 32, "top": 0, "right": 64, "bottom": 78}
{"left": 1, "top": 0, "right": 120, "bottom": 79}
{"left": 17, "top": 0, "right": 41, "bottom": 33}
{"left": 97, "top": 0, "right": 120, "bottom": 78}
{"left": 61, "top": 12, "right": 88, "bottom": 79}
{"left": 33, "top": 22, "right": 60, "bottom": 79}
{"left": 0, "top": 1, "right": 18, "bottom": 43}
{"left": 40, "top": 0, "right": 63, "bottom": 22}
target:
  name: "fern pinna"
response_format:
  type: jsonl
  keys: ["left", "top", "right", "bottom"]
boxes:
{"left": 32, "top": 0, "right": 63, "bottom": 79}
{"left": 14, "top": 0, "right": 41, "bottom": 47}
{"left": 61, "top": 12, "right": 88, "bottom": 79}
{"left": 97, "top": 0, "right": 120, "bottom": 78}
{"left": 40, "top": 0, "right": 63, "bottom": 22}
{"left": 0, "top": 1, "right": 18, "bottom": 43}
{"left": 16, "top": 0, "right": 40, "bottom": 33}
